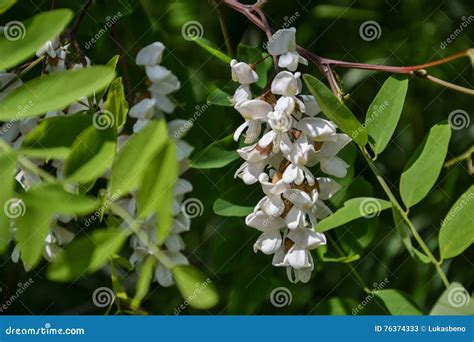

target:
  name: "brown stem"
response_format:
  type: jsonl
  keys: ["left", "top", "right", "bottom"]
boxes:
{"left": 221, "top": 0, "right": 473, "bottom": 96}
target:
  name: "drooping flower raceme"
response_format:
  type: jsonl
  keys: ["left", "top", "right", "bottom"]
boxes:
{"left": 124, "top": 41, "right": 194, "bottom": 287}
{"left": 231, "top": 28, "right": 351, "bottom": 283}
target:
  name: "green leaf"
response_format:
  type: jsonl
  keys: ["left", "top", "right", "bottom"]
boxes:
{"left": 430, "top": 282, "right": 474, "bottom": 315}
{"left": 64, "top": 126, "right": 116, "bottom": 183}
{"left": 303, "top": 74, "right": 367, "bottom": 146}
{"left": 0, "top": 9, "right": 73, "bottom": 70}
{"left": 20, "top": 114, "right": 92, "bottom": 159}
{"left": 131, "top": 256, "right": 155, "bottom": 310}
{"left": 376, "top": 289, "right": 422, "bottom": 315}
{"left": 392, "top": 207, "right": 414, "bottom": 257}
{"left": 194, "top": 37, "right": 231, "bottom": 64}
{"left": 366, "top": 76, "right": 408, "bottom": 155}
{"left": 213, "top": 198, "right": 253, "bottom": 217}
{"left": 47, "top": 227, "right": 128, "bottom": 282}
{"left": 0, "top": 151, "right": 16, "bottom": 253}
{"left": 15, "top": 204, "right": 53, "bottom": 269}
{"left": 0, "top": 0, "right": 16, "bottom": 14}
{"left": 95, "top": 55, "right": 120, "bottom": 102}
{"left": 0, "top": 67, "right": 116, "bottom": 121}
{"left": 104, "top": 77, "right": 128, "bottom": 129}
{"left": 110, "top": 120, "right": 168, "bottom": 196}
{"left": 316, "top": 197, "right": 392, "bottom": 232}
{"left": 22, "top": 183, "right": 99, "bottom": 216}
{"left": 172, "top": 265, "right": 219, "bottom": 309}
{"left": 137, "top": 142, "right": 178, "bottom": 244}
{"left": 15, "top": 183, "right": 98, "bottom": 268}
{"left": 207, "top": 88, "right": 232, "bottom": 106}
{"left": 399, "top": 123, "right": 451, "bottom": 208}
{"left": 190, "top": 135, "right": 239, "bottom": 169}
{"left": 439, "top": 185, "right": 474, "bottom": 259}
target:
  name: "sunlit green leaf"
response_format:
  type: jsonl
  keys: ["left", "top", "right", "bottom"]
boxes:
{"left": 104, "top": 77, "right": 128, "bottom": 129}
{"left": 366, "top": 76, "right": 408, "bottom": 155}
{"left": 0, "top": 67, "right": 116, "bottom": 120}
{"left": 172, "top": 265, "right": 219, "bottom": 309}
{"left": 430, "top": 282, "right": 474, "bottom": 315}
{"left": 190, "top": 134, "right": 238, "bottom": 169}
{"left": 0, "top": 9, "right": 73, "bottom": 70}
{"left": 64, "top": 126, "right": 116, "bottom": 183}
{"left": 439, "top": 185, "right": 474, "bottom": 259}
{"left": 376, "top": 289, "right": 422, "bottom": 315}
{"left": 0, "top": 150, "right": 16, "bottom": 253}
{"left": 47, "top": 227, "right": 128, "bottom": 282}
{"left": 400, "top": 123, "right": 451, "bottom": 208}
{"left": 213, "top": 198, "right": 253, "bottom": 217}
{"left": 207, "top": 88, "right": 232, "bottom": 106}
{"left": 316, "top": 197, "right": 392, "bottom": 232}
{"left": 21, "top": 114, "right": 92, "bottom": 159}
{"left": 194, "top": 37, "right": 231, "bottom": 64}
{"left": 131, "top": 256, "right": 155, "bottom": 310}
{"left": 303, "top": 74, "right": 367, "bottom": 146}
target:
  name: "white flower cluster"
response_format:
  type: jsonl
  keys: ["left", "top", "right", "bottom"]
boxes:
{"left": 122, "top": 42, "right": 194, "bottom": 287}
{"left": 1, "top": 38, "right": 94, "bottom": 267}
{"left": 230, "top": 28, "right": 351, "bottom": 283}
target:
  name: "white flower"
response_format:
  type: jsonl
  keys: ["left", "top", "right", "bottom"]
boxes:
{"left": 256, "top": 173, "right": 289, "bottom": 216}
{"left": 246, "top": 210, "right": 285, "bottom": 255}
{"left": 272, "top": 228, "right": 326, "bottom": 283}
{"left": 147, "top": 67, "right": 180, "bottom": 95}
{"left": 234, "top": 99, "right": 272, "bottom": 143}
{"left": 271, "top": 71, "right": 302, "bottom": 96}
{"left": 266, "top": 28, "right": 307, "bottom": 71}
{"left": 36, "top": 37, "right": 59, "bottom": 58}
{"left": 315, "top": 134, "right": 351, "bottom": 178}
{"left": 230, "top": 59, "right": 259, "bottom": 84}
{"left": 282, "top": 135, "right": 316, "bottom": 185}
{"left": 235, "top": 144, "right": 268, "bottom": 184}
{"left": 136, "top": 42, "right": 165, "bottom": 66}
{"left": 129, "top": 98, "right": 156, "bottom": 119}
{"left": 154, "top": 251, "right": 189, "bottom": 287}
{"left": 150, "top": 93, "right": 176, "bottom": 114}
{"left": 294, "top": 117, "right": 337, "bottom": 141}
{"left": 283, "top": 188, "right": 318, "bottom": 229}
{"left": 298, "top": 95, "right": 320, "bottom": 116}
{"left": 232, "top": 85, "right": 252, "bottom": 105}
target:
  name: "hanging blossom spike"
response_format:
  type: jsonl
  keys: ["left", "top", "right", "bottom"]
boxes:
{"left": 123, "top": 41, "right": 194, "bottom": 287}
{"left": 230, "top": 27, "right": 351, "bottom": 283}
